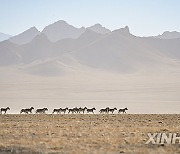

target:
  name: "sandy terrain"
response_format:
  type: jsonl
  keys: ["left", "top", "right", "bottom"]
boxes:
{"left": 0, "top": 114, "right": 179, "bottom": 154}
{"left": 0, "top": 63, "right": 180, "bottom": 153}
{"left": 0, "top": 68, "right": 180, "bottom": 114}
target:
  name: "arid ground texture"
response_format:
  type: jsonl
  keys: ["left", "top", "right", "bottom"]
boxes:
{"left": 0, "top": 114, "right": 179, "bottom": 154}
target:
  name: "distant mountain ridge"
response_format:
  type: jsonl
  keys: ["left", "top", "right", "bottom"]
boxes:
{"left": 0, "top": 32, "right": 12, "bottom": 42}
{"left": 0, "top": 20, "right": 180, "bottom": 76}
{"left": 3, "top": 20, "right": 111, "bottom": 44}
{"left": 42, "top": 20, "right": 86, "bottom": 42}
{"left": 1, "top": 20, "right": 179, "bottom": 45}
{"left": 155, "top": 31, "right": 180, "bottom": 39}
{"left": 9, "top": 27, "right": 40, "bottom": 45}
{"left": 87, "top": 24, "right": 111, "bottom": 34}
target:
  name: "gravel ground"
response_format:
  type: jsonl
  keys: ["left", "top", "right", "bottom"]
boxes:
{"left": 0, "top": 114, "right": 179, "bottom": 154}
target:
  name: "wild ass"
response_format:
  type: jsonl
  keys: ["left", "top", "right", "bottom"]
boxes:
{"left": 78, "top": 107, "right": 87, "bottom": 114}
{"left": 59, "top": 108, "right": 68, "bottom": 114}
{"left": 118, "top": 108, "right": 128, "bottom": 114}
{"left": 0, "top": 107, "right": 10, "bottom": 114}
{"left": 52, "top": 108, "right": 61, "bottom": 114}
{"left": 36, "top": 108, "right": 48, "bottom": 114}
{"left": 87, "top": 108, "right": 96, "bottom": 114}
{"left": 99, "top": 107, "right": 110, "bottom": 114}
{"left": 68, "top": 107, "right": 78, "bottom": 114}
{"left": 20, "top": 107, "right": 34, "bottom": 114}
{"left": 109, "top": 108, "right": 117, "bottom": 114}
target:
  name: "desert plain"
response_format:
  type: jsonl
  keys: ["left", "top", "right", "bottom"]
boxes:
{"left": 0, "top": 114, "right": 179, "bottom": 154}
{"left": 0, "top": 57, "right": 180, "bottom": 154}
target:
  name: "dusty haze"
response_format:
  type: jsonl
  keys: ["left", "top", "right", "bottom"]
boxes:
{"left": 0, "top": 21, "right": 180, "bottom": 114}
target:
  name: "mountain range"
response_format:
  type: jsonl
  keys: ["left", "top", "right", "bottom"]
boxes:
{"left": 9, "top": 26, "right": 40, "bottom": 45}
{"left": 155, "top": 31, "right": 180, "bottom": 39}
{"left": 0, "top": 32, "right": 12, "bottom": 42}
{"left": 0, "top": 20, "right": 180, "bottom": 76}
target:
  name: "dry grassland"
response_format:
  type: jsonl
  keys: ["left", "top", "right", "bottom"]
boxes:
{"left": 0, "top": 114, "right": 179, "bottom": 154}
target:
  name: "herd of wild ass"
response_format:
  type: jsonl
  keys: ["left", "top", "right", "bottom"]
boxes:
{"left": 0, "top": 107, "right": 128, "bottom": 114}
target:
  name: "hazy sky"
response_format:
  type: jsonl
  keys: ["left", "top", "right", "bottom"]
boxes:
{"left": 0, "top": 0, "right": 180, "bottom": 36}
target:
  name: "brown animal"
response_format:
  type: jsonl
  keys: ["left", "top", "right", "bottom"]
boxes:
{"left": 109, "top": 108, "right": 117, "bottom": 114}
{"left": 118, "top": 108, "right": 128, "bottom": 114}
{"left": 87, "top": 108, "right": 96, "bottom": 114}
{"left": 36, "top": 108, "right": 48, "bottom": 114}
{"left": 99, "top": 107, "right": 110, "bottom": 114}
{"left": 20, "top": 107, "right": 34, "bottom": 114}
{"left": 0, "top": 107, "right": 10, "bottom": 114}
{"left": 52, "top": 108, "right": 61, "bottom": 114}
